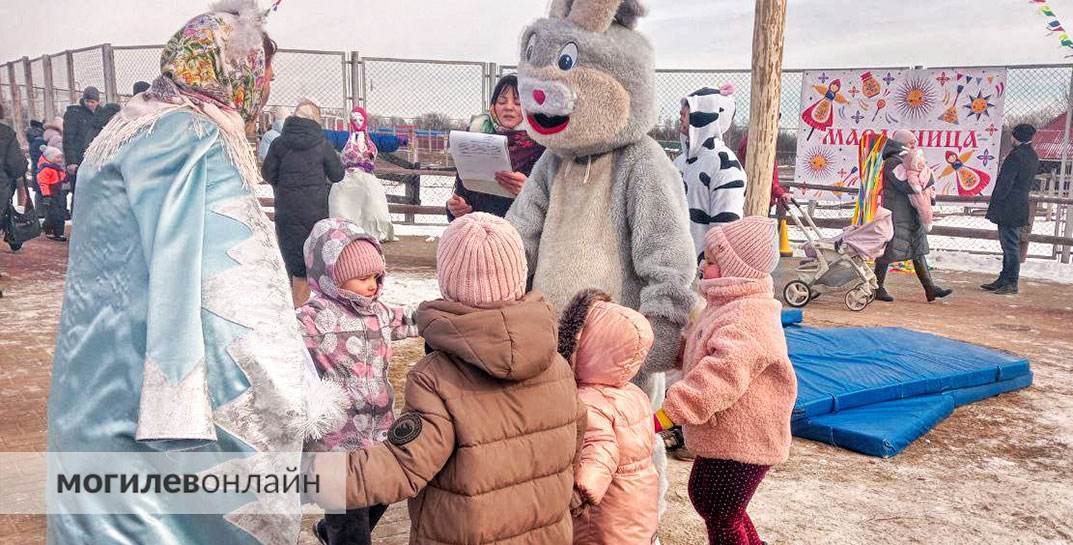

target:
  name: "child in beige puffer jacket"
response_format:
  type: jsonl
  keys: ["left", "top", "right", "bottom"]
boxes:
{"left": 559, "top": 289, "right": 659, "bottom": 545}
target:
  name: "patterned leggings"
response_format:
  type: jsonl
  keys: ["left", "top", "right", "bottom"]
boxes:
{"left": 687, "top": 457, "right": 770, "bottom": 545}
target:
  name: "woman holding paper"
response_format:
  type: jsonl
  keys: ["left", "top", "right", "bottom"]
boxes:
{"left": 446, "top": 74, "right": 546, "bottom": 220}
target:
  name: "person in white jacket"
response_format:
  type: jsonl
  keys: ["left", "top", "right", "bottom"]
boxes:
{"left": 674, "top": 84, "right": 747, "bottom": 264}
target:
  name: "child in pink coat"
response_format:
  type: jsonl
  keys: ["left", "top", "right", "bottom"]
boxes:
{"left": 559, "top": 289, "right": 659, "bottom": 545}
{"left": 899, "top": 148, "right": 936, "bottom": 231}
{"left": 654, "top": 217, "right": 797, "bottom": 545}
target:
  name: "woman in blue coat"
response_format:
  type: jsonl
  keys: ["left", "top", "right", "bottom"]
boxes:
{"left": 46, "top": 4, "right": 334, "bottom": 544}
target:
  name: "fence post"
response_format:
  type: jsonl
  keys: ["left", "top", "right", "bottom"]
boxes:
{"left": 483, "top": 63, "right": 495, "bottom": 108}
{"left": 42, "top": 54, "right": 55, "bottom": 121}
{"left": 0, "top": 63, "right": 9, "bottom": 125}
{"left": 7, "top": 62, "right": 24, "bottom": 135}
{"left": 349, "top": 51, "right": 363, "bottom": 109}
{"left": 102, "top": 44, "right": 118, "bottom": 104}
{"left": 22, "top": 57, "right": 36, "bottom": 123}
{"left": 404, "top": 166, "right": 422, "bottom": 225}
{"left": 65, "top": 50, "right": 77, "bottom": 103}
{"left": 1062, "top": 204, "right": 1073, "bottom": 264}
{"left": 1059, "top": 67, "right": 1073, "bottom": 203}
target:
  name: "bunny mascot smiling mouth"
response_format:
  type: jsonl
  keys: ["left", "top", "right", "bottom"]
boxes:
{"left": 507, "top": 0, "right": 697, "bottom": 524}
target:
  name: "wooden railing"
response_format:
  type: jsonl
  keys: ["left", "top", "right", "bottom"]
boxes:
{"left": 781, "top": 181, "right": 1073, "bottom": 261}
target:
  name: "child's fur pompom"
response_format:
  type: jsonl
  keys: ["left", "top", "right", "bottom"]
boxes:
{"left": 557, "top": 288, "right": 612, "bottom": 361}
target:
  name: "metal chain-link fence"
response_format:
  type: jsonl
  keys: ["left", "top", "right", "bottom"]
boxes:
{"left": 69, "top": 47, "right": 106, "bottom": 101}
{"left": 112, "top": 46, "right": 163, "bottom": 103}
{"left": 2, "top": 44, "right": 1071, "bottom": 258}
{"left": 265, "top": 49, "right": 349, "bottom": 122}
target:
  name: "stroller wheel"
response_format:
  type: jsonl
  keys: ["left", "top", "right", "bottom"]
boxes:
{"left": 783, "top": 280, "right": 812, "bottom": 308}
{"left": 845, "top": 284, "right": 871, "bottom": 311}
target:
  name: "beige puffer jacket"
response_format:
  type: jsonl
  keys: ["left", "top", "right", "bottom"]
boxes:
{"left": 568, "top": 301, "right": 659, "bottom": 545}
{"left": 344, "top": 292, "right": 586, "bottom": 545}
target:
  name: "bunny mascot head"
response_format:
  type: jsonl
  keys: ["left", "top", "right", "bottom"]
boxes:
{"left": 507, "top": 0, "right": 695, "bottom": 415}
{"left": 518, "top": 0, "right": 655, "bottom": 157}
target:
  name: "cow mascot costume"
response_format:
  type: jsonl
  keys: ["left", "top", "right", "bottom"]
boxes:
{"left": 507, "top": 0, "right": 696, "bottom": 524}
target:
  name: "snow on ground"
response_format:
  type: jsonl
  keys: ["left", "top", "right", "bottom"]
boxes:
{"left": 394, "top": 223, "right": 447, "bottom": 239}
{"left": 379, "top": 271, "right": 441, "bottom": 306}
{"left": 930, "top": 250, "right": 1073, "bottom": 284}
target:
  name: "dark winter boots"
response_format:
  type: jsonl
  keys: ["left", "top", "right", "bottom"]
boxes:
{"left": 875, "top": 258, "right": 952, "bottom": 302}
{"left": 913, "top": 257, "right": 952, "bottom": 302}
{"left": 873, "top": 261, "right": 894, "bottom": 302}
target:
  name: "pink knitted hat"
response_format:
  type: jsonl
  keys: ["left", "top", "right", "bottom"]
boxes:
{"left": 437, "top": 212, "right": 527, "bottom": 305}
{"left": 334, "top": 239, "right": 385, "bottom": 284}
{"left": 704, "top": 217, "right": 779, "bottom": 279}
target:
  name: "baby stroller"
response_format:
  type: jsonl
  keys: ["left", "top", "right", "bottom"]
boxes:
{"left": 782, "top": 200, "right": 894, "bottom": 311}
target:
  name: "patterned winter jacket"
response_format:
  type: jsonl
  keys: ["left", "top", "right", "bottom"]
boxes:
{"left": 298, "top": 219, "right": 419, "bottom": 452}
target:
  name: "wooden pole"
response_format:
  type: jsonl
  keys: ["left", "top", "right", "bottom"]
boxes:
{"left": 743, "top": 0, "right": 788, "bottom": 217}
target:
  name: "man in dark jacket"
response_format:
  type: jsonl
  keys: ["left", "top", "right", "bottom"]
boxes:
{"left": 983, "top": 124, "right": 1040, "bottom": 295}
{"left": 90, "top": 103, "right": 121, "bottom": 142}
{"left": 62, "top": 86, "right": 101, "bottom": 209}
{"left": 261, "top": 103, "right": 345, "bottom": 306}
{"left": 874, "top": 130, "right": 952, "bottom": 303}
{"left": 1, "top": 108, "right": 30, "bottom": 237}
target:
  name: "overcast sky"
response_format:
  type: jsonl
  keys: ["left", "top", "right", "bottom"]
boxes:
{"left": 2, "top": 0, "right": 1073, "bottom": 68}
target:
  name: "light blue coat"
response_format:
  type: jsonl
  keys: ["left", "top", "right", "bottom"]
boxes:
{"left": 47, "top": 110, "right": 307, "bottom": 545}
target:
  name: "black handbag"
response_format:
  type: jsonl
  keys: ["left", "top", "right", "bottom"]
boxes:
{"left": 4, "top": 179, "right": 42, "bottom": 248}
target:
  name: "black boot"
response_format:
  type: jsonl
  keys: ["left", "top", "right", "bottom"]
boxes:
{"left": 914, "top": 257, "right": 952, "bottom": 302}
{"left": 873, "top": 261, "right": 894, "bottom": 302}
{"left": 980, "top": 279, "right": 1005, "bottom": 291}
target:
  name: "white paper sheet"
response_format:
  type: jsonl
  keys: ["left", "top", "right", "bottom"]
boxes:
{"left": 448, "top": 130, "right": 514, "bottom": 198}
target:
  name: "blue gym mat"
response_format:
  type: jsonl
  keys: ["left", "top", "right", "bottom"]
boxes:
{"left": 783, "top": 325, "right": 1032, "bottom": 457}
{"left": 781, "top": 309, "right": 803, "bottom": 326}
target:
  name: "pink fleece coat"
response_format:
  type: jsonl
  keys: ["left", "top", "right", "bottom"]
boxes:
{"left": 663, "top": 276, "right": 797, "bottom": 466}
{"left": 572, "top": 303, "right": 659, "bottom": 545}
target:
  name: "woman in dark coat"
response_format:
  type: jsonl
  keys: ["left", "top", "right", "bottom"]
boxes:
{"left": 874, "top": 131, "right": 952, "bottom": 302}
{"left": 446, "top": 74, "right": 546, "bottom": 220}
{"left": 1, "top": 108, "right": 30, "bottom": 234}
{"left": 262, "top": 100, "right": 345, "bottom": 306}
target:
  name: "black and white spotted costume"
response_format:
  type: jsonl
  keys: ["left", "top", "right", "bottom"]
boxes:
{"left": 673, "top": 88, "right": 747, "bottom": 263}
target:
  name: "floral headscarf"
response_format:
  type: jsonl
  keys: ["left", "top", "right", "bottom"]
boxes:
{"left": 155, "top": 11, "right": 268, "bottom": 122}
{"left": 342, "top": 106, "right": 377, "bottom": 173}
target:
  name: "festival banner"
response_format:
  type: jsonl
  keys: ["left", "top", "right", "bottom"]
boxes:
{"left": 794, "top": 68, "right": 1007, "bottom": 201}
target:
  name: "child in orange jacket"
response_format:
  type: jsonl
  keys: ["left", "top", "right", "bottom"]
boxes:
{"left": 37, "top": 145, "right": 67, "bottom": 241}
{"left": 654, "top": 217, "right": 797, "bottom": 545}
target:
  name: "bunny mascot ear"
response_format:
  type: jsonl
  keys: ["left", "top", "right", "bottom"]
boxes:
{"left": 550, "top": 0, "right": 646, "bottom": 32}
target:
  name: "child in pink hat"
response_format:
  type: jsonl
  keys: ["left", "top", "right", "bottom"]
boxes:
{"left": 558, "top": 289, "right": 659, "bottom": 545}
{"left": 297, "top": 217, "right": 420, "bottom": 545}
{"left": 654, "top": 216, "right": 797, "bottom": 545}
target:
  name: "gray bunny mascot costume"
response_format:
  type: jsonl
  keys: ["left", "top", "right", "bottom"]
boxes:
{"left": 507, "top": 0, "right": 696, "bottom": 524}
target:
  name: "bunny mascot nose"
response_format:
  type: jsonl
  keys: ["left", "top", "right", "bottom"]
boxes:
{"left": 533, "top": 89, "right": 546, "bottom": 105}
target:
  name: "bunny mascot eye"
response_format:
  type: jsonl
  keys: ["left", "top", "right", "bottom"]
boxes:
{"left": 557, "top": 43, "right": 579, "bottom": 71}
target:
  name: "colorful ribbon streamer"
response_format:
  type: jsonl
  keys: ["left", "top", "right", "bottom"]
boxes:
{"left": 1031, "top": 1, "right": 1073, "bottom": 56}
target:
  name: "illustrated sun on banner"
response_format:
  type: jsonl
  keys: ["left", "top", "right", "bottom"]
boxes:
{"left": 794, "top": 68, "right": 1007, "bottom": 201}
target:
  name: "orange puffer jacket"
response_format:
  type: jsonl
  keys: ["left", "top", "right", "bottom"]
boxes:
{"left": 37, "top": 156, "right": 66, "bottom": 198}
{"left": 570, "top": 301, "right": 658, "bottom": 545}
